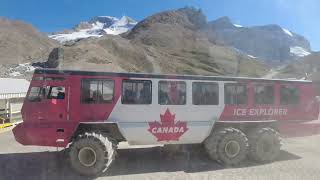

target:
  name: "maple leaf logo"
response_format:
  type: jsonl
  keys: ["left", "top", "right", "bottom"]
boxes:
{"left": 148, "top": 109, "right": 188, "bottom": 141}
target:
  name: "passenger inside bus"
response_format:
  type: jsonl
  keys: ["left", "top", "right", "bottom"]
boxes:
{"left": 92, "top": 90, "right": 103, "bottom": 102}
{"left": 56, "top": 90, "right": 65, "bottom": 99}
{"left": 122, "top": 80, "right": 151, "bottom": 104}
{"left": 193, "top": 82, "right": 218, "bottom": 105}
{"left": 159, "top": 81, "right": 186, "bottom": 105}
{"left": 138, "top": 82, "right": 151, "bottom": 104}
{"left": 254, "top": 85, "right": 274, "bottom": 104}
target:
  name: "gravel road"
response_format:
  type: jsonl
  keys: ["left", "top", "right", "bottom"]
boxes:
{"left": 1, "top": 129, "right": 320, "bottom": 180}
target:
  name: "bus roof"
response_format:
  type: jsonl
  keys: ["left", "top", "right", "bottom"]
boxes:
{"left": 34, "top": 69, "right": 312, "bottom": 83}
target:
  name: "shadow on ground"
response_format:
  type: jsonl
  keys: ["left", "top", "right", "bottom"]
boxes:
{"left": 0, "top": 146, "right": 301, "bottom": 180}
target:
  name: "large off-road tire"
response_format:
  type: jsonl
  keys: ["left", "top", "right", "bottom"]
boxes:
{"left": 204, "top": 127, "right": 249, "bottom": 166}
{"left": 69, "top": 132, "right": 116, "bottom": 176}
{"left": 204, "top": 128, "right": 225, "bottom": 160}
{"left": 248, "top": 127, "right": 281, "bottom": 163}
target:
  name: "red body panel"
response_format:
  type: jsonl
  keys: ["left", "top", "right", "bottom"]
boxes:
{"left": 12, "top": 70, "right": 320, "bottom": 147}
{"left": 219, "top": 82, "right": 319, "bottom": 122}
{"left": 14, "top": 73, "right": 124, "bottom": 147}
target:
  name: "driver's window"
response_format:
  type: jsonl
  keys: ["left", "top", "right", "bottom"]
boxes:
{"left": 47, "top": 86, "right": 65, "bottom": 100}
{"left": 27, "top": 87, "right": 43, "bottom": 102}
{"left": 27, "top": 86, "right": 65, "bottom": 102}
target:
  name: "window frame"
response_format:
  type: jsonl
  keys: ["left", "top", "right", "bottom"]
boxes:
{"left": 192, "top": 81, "right": 219, "bottom": 105}
{"left": 158, "top": 80, "right": 187, "bottom": 105}
{"left": 121, "top": 79, "right": 152, "bottom": 105}
{"left": 224, "top": 83, "right": 248, "bottom": 105}
{"left": 253, "top": 84, "right": 275, "bottom": 105}
{"left": 27, "top": 86, "right": 43, "bottom": 102}
{"left": 81, "top": 78, "right": 115, "bottom": 104}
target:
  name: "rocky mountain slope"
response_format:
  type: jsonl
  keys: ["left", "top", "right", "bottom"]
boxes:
{"left": 0, "top": 17, "right": 58, "bottom": 64}
{"left": 206, "top": 17, "right": 311, "bottom": 62}
{"left": 52, "top": 7, "right": 267, "bottom": 77}
{"left": 275, "top": 52, "right": 320, "bottom": 79}
{"left": 1, "top": 7, "right": 270, "bottom": 78}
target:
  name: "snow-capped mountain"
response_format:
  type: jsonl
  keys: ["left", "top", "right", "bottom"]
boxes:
{"left": 49, "top": 16, "right": 137, "bottom": 43}
{"left": 207, "top": 17, "right": 311, "bottom": 62}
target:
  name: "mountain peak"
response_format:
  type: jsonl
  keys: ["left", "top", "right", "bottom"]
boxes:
{"left": 209, "top": 16, "right": 235, "bottom": 29}
{"left": 113, "top": 16, "right": 137, "bottom": 27}
{"left": 126, "top": 6, "right": 206, "bottom": 39}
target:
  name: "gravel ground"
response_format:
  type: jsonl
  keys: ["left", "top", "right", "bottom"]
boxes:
{"left": 1, "top": 129, "right": 320, "bottom": 180}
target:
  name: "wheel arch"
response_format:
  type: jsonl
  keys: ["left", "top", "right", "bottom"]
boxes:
{"left": 70, "top": 122, "right": 126, "bottom": 143}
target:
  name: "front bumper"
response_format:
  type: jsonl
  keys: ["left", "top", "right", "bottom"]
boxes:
{"left": 12, "top": 122, "right": 30, "bottom": 145}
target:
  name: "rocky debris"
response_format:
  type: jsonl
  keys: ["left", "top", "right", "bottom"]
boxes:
{"left": 74, "top": 22, "right": 93, "bottom": 31}
{"left": 0, "top": 63, "right": 37, "bottom": 79}
{"left": 32, "top": 48, "right": 64, "bottom": 68}
{"left": 88, "top": 16, "right": 118, "bottom": 28}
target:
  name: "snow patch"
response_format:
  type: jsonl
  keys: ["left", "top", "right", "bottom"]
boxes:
{"left": 233, "top": 24, "right": 243, "bottom": 28}
{"left": 8, "top": 63, "right": 36, "bottom": 77}
{"left": 49, "top": 16, "right": 137, "bottom": 43}
{"left": 247, "top": 54, "right": 257, "bottom": 59}
{"left": 49, "top": 30, "right": 103, "bottom": 43}
{"left": 98, "top": 16, "right": 118, "bottom": 21}
{"left": 282, "top": 28, "right": 293, "bottom": 37}
{"left": 9, "top": 72, "right": 22, "bottom": 77}
{"left": 290, "top": 46, "right": 311, "bottom": 57}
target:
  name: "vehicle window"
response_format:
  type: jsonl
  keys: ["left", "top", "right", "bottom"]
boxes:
{"left": 101, "top": 80, "right": 114, "bottom": 102}
{"left": 47, "top": 86, "right": 65, "bottom": 100}
{"left": 193, "top": 82, "right": 219, "bottom": 105}
{"left": 81, "top": 79, "right": 114, "bottom": 103}
{"left": 280, "top": 85, "right": 300, "bottom": 105}
{"left": 225, "top": 84, "right": 247, "bottom": 105}
{"left": 27, "top": 87, "right": 43, "bottom": 102}
{"left": 254, "top": 85, "right": 274, "bottom": 104}
{"left": 122, "top": 80, "right": 152, "bottom": 104}
{"left": 159, "top": 81, "right": 186, "bottom": 105}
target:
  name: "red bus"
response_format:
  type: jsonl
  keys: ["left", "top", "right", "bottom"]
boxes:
{"left": 13, "top": 69, "right": 320, "bottom": 176}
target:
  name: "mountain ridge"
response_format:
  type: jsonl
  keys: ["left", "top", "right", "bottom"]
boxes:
{"left": 2, "top": 7, "right": 316, "bottom": 79}
{"left": 0, "top": 7, "right": 269, "bottom": 78}
{"left": 205, "top": 16, "right": 311, "bottom": 62}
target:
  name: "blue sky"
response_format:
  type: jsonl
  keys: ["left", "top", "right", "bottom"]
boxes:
{"left": 1, "top": 0, "right": 319, "bottom": 50}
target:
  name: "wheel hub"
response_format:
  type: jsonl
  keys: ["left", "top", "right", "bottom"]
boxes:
{"left": 261, "top": 139, "right": 273, "bottom": 153}
{"left": 225, "top": 140, "right": 241, "bottom": 158}
{"left": 78, "top": 147, "right": 97, "bottom": 167}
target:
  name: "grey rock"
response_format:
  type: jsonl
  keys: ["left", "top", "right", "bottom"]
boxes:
{"left": 32, "top": 47, "right": 63, "bottom": 68}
